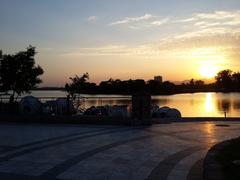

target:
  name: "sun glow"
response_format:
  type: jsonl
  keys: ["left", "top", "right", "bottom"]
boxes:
{"left": 200, "top": 64, "right": 218, "bottom": 78}
{"left": 187, "top": 47, "right": 226, "bottom": 79}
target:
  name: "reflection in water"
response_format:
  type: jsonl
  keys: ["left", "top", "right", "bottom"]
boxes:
{"left": 151, "top": 98, "right": 170, "bottom": 106}
{"left": 233, "top": 101, "right": 240, "bottom": 110}
{"left": 205, "top": 93, "right": 213, "bottom": 112}
{"left": 81, "top": 93, "right": 240, "bottom": 117}
{"left": 84, "top": 99, "right": 131, "bottom": 108}
{"left": 20, "top": 91, "right": 240, "bottom": 117}
{"left": 84, "top": 98, "right": 170, "bottom": 109}
{"left": 217, "top": 99, "right": 231, "bottom": 113}
{"left": 73, "top": 93, "right": 240, "bottom": 117}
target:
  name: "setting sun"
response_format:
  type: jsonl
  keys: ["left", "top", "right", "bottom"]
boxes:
{"left": 189, "top": 47, "right": 227, "bottom": 80}
{"left": 200, "top": 65, "right": 218, "bottom": 78}
{"left": 1, "top": 1, "right": 240, "bottom": 180}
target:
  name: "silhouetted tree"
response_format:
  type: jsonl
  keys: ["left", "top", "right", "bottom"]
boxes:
{"left": 189, "top": 79, "right": 194, "bottom": 86}
{"left": 64, "top": 69, "right": 240, "bottom": 95}
{"left": 195, "top": 80, "right": 204, "bottom": 87}
{"left": 0, "top": 46, "right": 44, "bottom": 102}
{"left": 232, "top": 72, "right": 240, "bottom": 90}
{"left": 215, "top": 70, "right": 233, "bottom": 90}
{"left": 130, "top": 79, "right": 146, "bottom": 92}
{"left": 161, "top": 81, "right": 176, "bottom": 92}
{"left": 65, "top": 73, "right": 96, "bottom": 96}
{"left": 99, "top": 78, "right": 114, "bottom": 93}
{"left": 147, "top": 80, "right": 161, "bottom": 94}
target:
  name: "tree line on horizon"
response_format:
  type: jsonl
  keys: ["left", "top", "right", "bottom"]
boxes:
{"left": 65, "top": 70, "right": 240, "bottom": 96}
{"left": 1, "top": 46, "right": 240, "bottom": 103}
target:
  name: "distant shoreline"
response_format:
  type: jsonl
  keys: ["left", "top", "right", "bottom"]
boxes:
{"left": 32, "top": 88, "right": 240, "bottom": 96}
{"left": 33, "top": 87, "right": 65, "bottom": 91}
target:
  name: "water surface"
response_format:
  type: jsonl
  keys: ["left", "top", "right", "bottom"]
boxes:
{"left": 2, "top": 91, "right": 240, "bottom": 117}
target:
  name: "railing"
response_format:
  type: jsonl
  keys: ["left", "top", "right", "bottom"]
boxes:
{"left": 0, "top": 95, "right": 132, "bottom": 111}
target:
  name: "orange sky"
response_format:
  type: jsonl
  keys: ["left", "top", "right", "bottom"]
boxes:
{"left": 1, "top": 1, "right": 240, "bottom": 86}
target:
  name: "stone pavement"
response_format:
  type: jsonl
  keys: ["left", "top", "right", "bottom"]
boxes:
{"left": 0, "top": 121, "right": 239, "bottom": 180}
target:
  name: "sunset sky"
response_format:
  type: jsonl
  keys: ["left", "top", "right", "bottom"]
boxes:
{"left": 1, "top": 0, "right": 240, "bottom": 86}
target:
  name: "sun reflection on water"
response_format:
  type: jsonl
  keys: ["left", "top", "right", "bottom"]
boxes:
{"left": 205, "top": 93, "right": 214, "bottom": 113}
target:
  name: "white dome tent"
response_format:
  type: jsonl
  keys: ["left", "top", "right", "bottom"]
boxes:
{"left": 19, "top": 96, "right": 42, "bottom": 115}
{"left": 153, "top": 106, "right": 182, "bottom": 119}
{"left": 108, "top": 105, "right": 130, "bottom": 117}
{"left": 155, "top": 106, "right": 170, "bottom": 118}
{"left": 166, "top": 108, "right": 181, "bottom": 118}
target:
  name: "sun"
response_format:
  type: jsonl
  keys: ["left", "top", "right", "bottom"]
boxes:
{"left": 199, "top": 64, "right": 218, "bottom": 79}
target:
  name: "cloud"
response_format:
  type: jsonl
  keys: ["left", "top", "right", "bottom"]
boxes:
{"left": 87, "top": 16, "right": 98, "bottom": 22}
{"left": 110, "top": 14, "right": 153, "bottom": 26}
{"left": 151, "top": 18, "right": 169, "bottom": 26}
{"left": 178, "top": 10, "right": 240, "bottom": 28}
{"left": 108, "top": 10, "right": 240, "bottom": 31}
{"left": 62, "top": 10, "right": 240, "bottom": 64}
{"left": 176, "top": 17, "right": 196, "bottom": 23}
{"left": 109, "top": 14, "right": 169, "bottom": 29}
{"left": 61, "top": 29, "right": 240, "bottom": 59}
{"left": 178, "top": 11, "right": 240, "bottom": 22}
{"left": 61, "top": 45, "right": 154, "bottom": 57}
{"left": 195, "top": 11, "right": 237, "bottom": 20}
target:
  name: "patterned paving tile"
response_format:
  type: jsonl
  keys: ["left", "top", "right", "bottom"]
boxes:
{"left": 0, "top": 121, "right": 239, "bottom": 180}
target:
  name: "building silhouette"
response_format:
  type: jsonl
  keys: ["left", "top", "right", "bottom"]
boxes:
{"left": 154, "top": 76, "right": 163, "bottom": 83}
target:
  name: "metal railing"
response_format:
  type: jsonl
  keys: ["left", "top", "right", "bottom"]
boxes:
{"left": 0, "top": 95, "right": 132, "bottom": 111}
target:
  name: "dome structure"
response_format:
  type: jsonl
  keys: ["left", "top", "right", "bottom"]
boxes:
{"left": 153, "top": 106, "right": 182, "bottom": 119}
{"left": 155, "top": 106, "right": 170, "bottom": 118}
{"left": 108, "top": 105, "right": 129, "bottom": 117}
{"left": 151, "top": 104, "right": 159, "bottom": 117}
{"left": 19, "top": 96, "right": 42, "bottom": 115}
{"left": 166, "top": 108, "right": 182, "bottom": 118}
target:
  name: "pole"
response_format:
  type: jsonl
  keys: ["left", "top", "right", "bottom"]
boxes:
{"left": 224, "top": 111, "right": 227, "bottom": 120}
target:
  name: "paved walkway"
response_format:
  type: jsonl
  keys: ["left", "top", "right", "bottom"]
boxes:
{"left": 0, "top": 121, "right": 239, "bottom": 180}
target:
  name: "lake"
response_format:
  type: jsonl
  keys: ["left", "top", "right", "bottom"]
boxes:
{"left": 2, "top": 90, "right": 240, "bottom": 117}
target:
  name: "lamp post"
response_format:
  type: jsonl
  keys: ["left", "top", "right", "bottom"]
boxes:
{"left": 224, "top": 111, "right": 227, "bottom": 120}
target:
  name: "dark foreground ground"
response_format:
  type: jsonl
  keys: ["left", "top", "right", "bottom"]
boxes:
{"left": 0, "top": 114, "right": 239, "bottom": 125}
{"left": 0, "top": 121, "right": 239, "bottom": 180}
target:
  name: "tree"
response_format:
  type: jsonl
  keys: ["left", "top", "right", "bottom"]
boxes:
{"left": 232, "top": 72, "right": 240, "bottom": 90}
{"left": 215, "top": 70, "right": 233, "bottom": 90}
{"left": 189, "top": 79, "right": 195, "bottom": 86}
{"left": 65, "top": 73, "right": 91, "bottom": 97}
{"left": 162, "top": 81, "right": 176, "bottom": 92}
{"left": 195, "top": 80, "right": 205, "bottom": 88}
{"left": 0, "top": 46, "right": 44, "bottom": 102}
{"left": 147, "top": 80, "right": 161, "bottom": 94}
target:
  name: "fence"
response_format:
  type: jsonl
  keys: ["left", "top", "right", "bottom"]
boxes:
{"left": 0, "top": 95, "right": 132, "bottom": 112}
